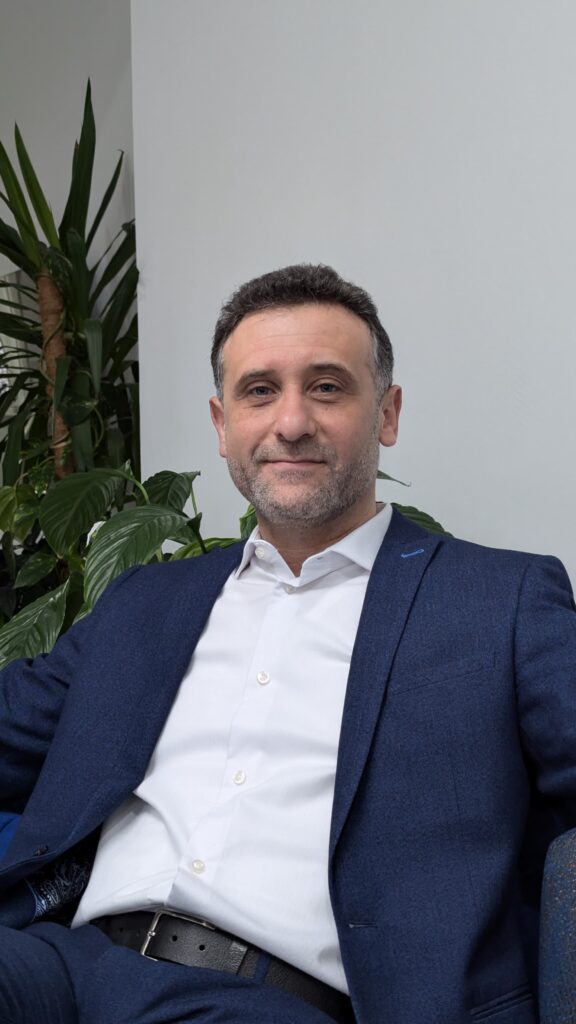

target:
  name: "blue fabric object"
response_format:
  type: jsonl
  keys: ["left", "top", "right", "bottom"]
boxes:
{"left": 0, "top": 920, "right": 334, "bottom": 1023}
{"left": 0, "top": 812, "right": 19, "bottom": 858}
{"left": 539, "top": 827, "right": 576, "bottom": 1022}
{"left": 0, "top": 509, "right": 575, "bottom": 1023}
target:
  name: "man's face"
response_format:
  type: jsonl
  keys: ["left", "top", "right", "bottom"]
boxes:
{"left": 209, "top": 303, "right": 401, "bottom": 531}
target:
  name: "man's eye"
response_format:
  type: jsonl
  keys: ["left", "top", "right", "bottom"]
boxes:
{"left": 248, "top": 385, "right": 273, "bottom": 397}
{"left": 315, "top": 382, "right": 339, "bottom": 394}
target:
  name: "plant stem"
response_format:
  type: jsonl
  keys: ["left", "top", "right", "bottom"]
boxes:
{"left": 36, "top": 269, "right": 73, "bottom": 479}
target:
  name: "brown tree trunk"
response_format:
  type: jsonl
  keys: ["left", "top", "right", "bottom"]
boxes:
{"left": 37, "top": 269, "right": 74, "bottom": 478}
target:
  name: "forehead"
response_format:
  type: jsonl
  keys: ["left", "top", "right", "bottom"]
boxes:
{"left": 222, "top": 303, "right": 374, "bottom": 375}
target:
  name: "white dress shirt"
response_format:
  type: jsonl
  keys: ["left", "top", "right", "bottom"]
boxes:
{"left": 74, "top": 504, "right": 392, "bottom": 992}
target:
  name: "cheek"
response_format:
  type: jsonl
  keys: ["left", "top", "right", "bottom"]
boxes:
{"left": 333, "top": 418, "right": 375, "bottom": 450}
{"left": 221, "top": 419, "right": 259, "bottom": 458}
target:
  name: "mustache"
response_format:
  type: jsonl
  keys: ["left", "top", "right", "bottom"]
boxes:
{"left": 254, "top": 443, "right": 335, "bottom": 464}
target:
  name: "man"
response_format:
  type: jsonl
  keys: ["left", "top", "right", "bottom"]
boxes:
{"left": 0, "top": 263, "right": 575, "bottom": 1024}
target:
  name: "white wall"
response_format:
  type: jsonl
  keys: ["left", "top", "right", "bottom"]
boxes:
{"left": 0, "top": 0, "right": 134, "bottom": 276}
{"left": 132, "top": 0, "right": 576, "bottom": 583}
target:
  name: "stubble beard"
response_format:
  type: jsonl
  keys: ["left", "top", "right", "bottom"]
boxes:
{"left": 226, "top": 421, "right": 381, "bottom": 527}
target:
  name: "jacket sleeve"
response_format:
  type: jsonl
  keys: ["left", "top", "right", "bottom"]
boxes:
{"left": 0, "top": 568, "right": 140, "bottom": 812}
{"left": 515, "top": 554, "right": 576, "bottom": 818}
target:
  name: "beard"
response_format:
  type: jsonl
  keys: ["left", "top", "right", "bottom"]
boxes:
{"left": 225, "top": 423, "right": 381, "bottom": 527}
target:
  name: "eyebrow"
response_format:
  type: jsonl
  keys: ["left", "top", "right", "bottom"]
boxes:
{"left": 233, "top": 362, "right": 359, "bottom": 396}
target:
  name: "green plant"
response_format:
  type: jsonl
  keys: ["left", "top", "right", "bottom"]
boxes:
{"left": 0, "top": 82, "right": 138, "bottom": 623}
{"left": 0, "top": 466, "right": 238, "bottom": 668}
{"left": 0, "top": 82, "right": 138, "bottom": 482}
{"left": 376, "top": 471, "right": 449, "bottom": 536}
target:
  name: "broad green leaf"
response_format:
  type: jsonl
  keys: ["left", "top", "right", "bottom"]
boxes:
{"left": 39, "top": 468, "right": 125, "bottom": 553}
{"left": 239, "top": 504, "right": 257, "bottom": 539}
{"left": 105, "top": 425, "right": 126, "bottom": 468}
{"left": 141, "top": 471, "right": 200, "bottom": 512}
{"left": 0, "top": 580, "right": 68, "bottom": 668}
{"left": 1, "top": 531, "right": 16, "bottom": 579}
{"left": 84, "top": 505, "right": 190, "bottom": 608}
{"left": 0, "top": 585, "right": 15, "bottom": 620}
{"left": 67, "top": 370, "right": 94, "bottom": 467}
{"left": 89, "top": 220, "right": 135, "bottom": 310}
{"left": 86, "top": 151, "right": 124, "bottom": 252}
{"left": 186, "top": 513, "right": 206, "bottom": 553}
{"left": 59, "top": 570, "right": 85, "bottom": 632}
{"left": 14, "top": 125, "right": 60, "bottom": 248}
{"left": 0, "top": 486, "right": 17, "bottom": 530}
{"left": 63, "top": 368, "right": 94, "bottom": 423}
{"left": 100, "top": 379, "right": 139, "bottom": 478}
{"left": 60, "top": 394, "right": 97, "bottom": 426}
{"left": 70, "top": 419, "right": 94, "bottom": 472}
{"left": 19, "top": 435, "right": 56, "bottom": 467}
{"left": 12, "top": 492, "right": 42, "bottom": 541}
{"left": 59, "top": 81, "right": 96, "bottom": 243}
{"left": 53, "top": 355, "right": 72, "bottom": 411}
{"left": 377, "top": 470, "right": 409, "bottom": 486}
{"left": 14, "top": 551, "right": 58, "bottom": 588}
{"left": 84, "top": 319, "right": 102, "bottom": 395}
{"left": 391, "top": 503, "right": 452, "bottom": 537}
{"left": 169, "top": 538, "right": 204, "bottom": 559}
{"left": 0, "top": 141, "right": 40, "bottom": 266}
{"left": 28, "top": 463, "right": 53, "bottom": 496}
{"left": 170, "top": 536, "right": 237, "bottom": 560}
{"left": 72, "top": 602, "right": 91, "bottom": 624}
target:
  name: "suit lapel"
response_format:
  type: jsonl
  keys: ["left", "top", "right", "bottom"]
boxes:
{"left": 117, "top": 543, "right": 245, "bottom": 781}
{"left": 329, "top": 511, "right": 442, "bottom": 858}
{"left": 1, "top": 544, "right": 246, "bottom": 869}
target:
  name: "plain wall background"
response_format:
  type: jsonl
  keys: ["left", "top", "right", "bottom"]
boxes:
{"left": 132, "top": 0, "right": 576, "bottom": 583}
{"left": 0, "top": 0, "right": 134, "bottom": 277}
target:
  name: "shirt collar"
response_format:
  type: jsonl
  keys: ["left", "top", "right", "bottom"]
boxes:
{"left": 235, "top": 503, "right": 393, "bottom": 579}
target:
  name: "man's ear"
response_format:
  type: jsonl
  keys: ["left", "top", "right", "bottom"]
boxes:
{"left": 378, "top": 385, "right": 402, "bottom": 448}
{"left": 209, "top": 396, "right": 227, "bottom": 458}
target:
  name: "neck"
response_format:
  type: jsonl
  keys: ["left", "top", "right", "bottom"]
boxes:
{"left": 257, "top": 500, "right": 383, "bottom": 575}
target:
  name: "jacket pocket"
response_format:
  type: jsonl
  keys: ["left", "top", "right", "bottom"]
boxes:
{"left": 389, "top": 653, "right": 495, "bottom": 695}
{"left": 470, "top": 984, "right": 535, "bottom": 1021}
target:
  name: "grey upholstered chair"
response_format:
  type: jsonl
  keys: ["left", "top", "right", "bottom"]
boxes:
{"left": 539, "top": 826, "right": 576, "bottom": 1023}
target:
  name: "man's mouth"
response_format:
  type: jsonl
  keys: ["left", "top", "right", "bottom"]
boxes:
{"left": 264, "top": 459, "right": 324, "bottom": 466}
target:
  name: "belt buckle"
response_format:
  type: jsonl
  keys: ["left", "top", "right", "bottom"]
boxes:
{"left": 140, "top": 909, "right": 216, "bottom": 959}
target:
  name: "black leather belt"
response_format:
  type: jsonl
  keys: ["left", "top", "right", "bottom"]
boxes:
{"left": 93, "top": 910, "right": 354, "bottom": 1024}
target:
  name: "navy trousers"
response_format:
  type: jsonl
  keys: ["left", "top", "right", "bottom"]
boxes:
{"left": 0, "top": 923, "right": 337, "bottom": 1024}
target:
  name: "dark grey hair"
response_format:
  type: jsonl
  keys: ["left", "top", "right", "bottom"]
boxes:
{"left": 211, "top": 263, "right": 393, "bottom": 399}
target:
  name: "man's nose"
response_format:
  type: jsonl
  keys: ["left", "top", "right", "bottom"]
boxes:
{"left": 274, "top": 392, "right": 317, "bottom": 442}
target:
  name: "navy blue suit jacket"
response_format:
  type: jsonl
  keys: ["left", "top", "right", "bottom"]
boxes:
{"left": 1, "top": 510, "right": 575, "bottom": 1024}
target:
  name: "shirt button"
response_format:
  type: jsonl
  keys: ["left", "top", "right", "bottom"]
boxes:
{"left": 255, "top": 545, "right": 269, "bottom": 560}
{"left": 284, "top": 584, "right": 295, "bottom": 593}
{"left": 257, "top": 671, "right": 270, "bottom": 685}
{"left": 191, "top": 859, "right": 205, "bottom": 874}
{"left": 233, "top": 770, "right": 246, "bottom": 785}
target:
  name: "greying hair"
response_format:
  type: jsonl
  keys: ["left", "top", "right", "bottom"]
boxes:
{"left": 211, "top": 264, "right": 393, "bottom": 399}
